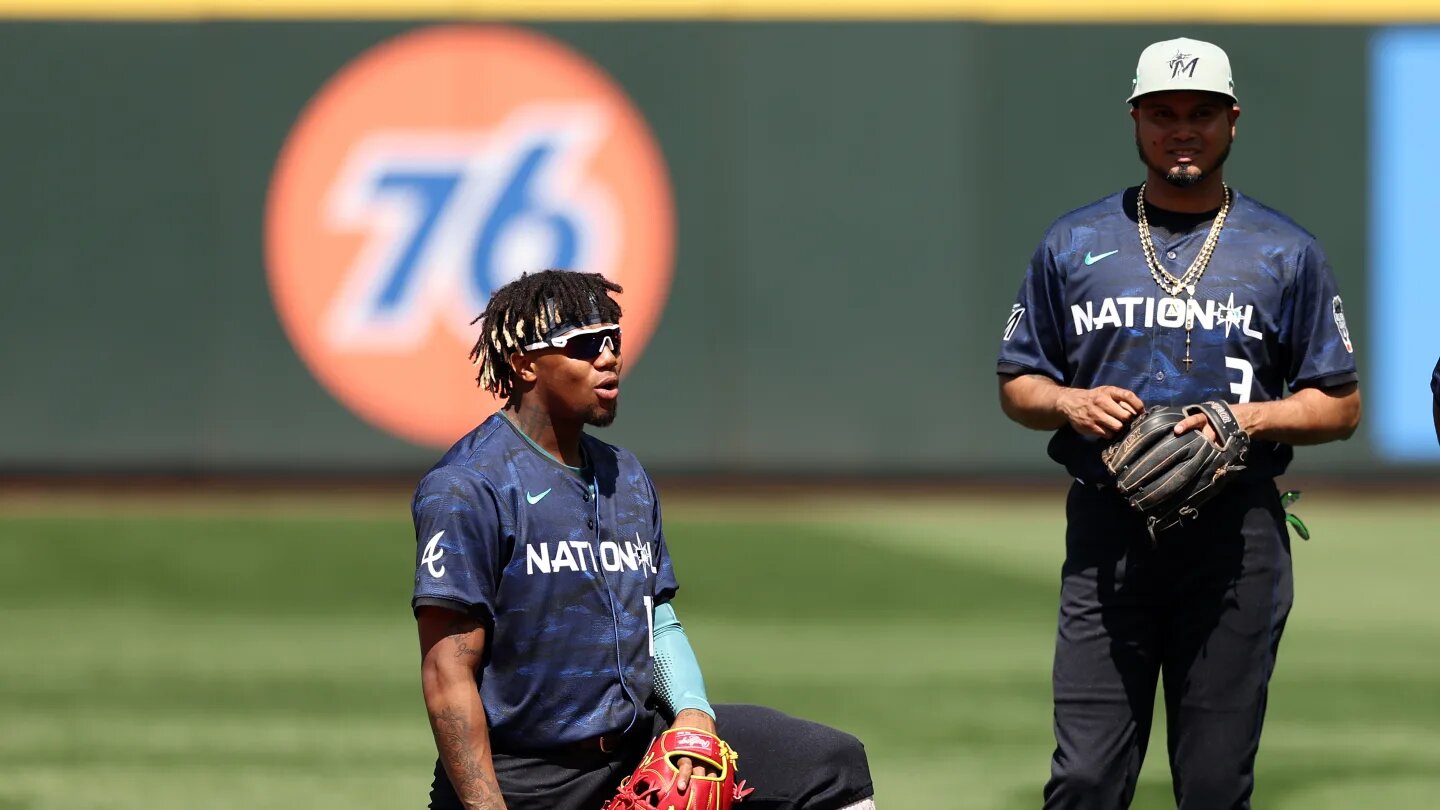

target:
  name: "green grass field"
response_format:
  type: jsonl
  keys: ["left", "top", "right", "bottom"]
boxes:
{"left": 1, "top": 488, "right": 1438, "bottom": 809}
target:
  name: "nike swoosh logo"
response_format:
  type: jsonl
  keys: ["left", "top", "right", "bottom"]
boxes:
{"left": 525, "top": 488, "right": 552, "bottom": 505}
{"left": 1084, "top": 249, "right": 1119, "bottom": 266}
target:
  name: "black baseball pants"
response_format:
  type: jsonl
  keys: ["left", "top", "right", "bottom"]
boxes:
{"left": 428, "top": 704, "right": 874, "bottom": 810}
{"left": 1043, "top": 480, "right": 1294, "bottom": 810}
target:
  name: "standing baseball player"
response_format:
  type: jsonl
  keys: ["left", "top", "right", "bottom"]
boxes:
{"left": 412, "top": 269, "right": 876, "bottom": 810}
{"left": 996, "top": 39, "right": 1360, "bottom": 809}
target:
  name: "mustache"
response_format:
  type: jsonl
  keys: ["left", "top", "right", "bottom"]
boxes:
{"left": 1135, "top": 138, "right": 1232, "bottom": 187}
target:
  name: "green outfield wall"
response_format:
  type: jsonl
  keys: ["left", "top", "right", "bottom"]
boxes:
{"left": 0, "top": 21, "right": 1400, "bottom": 475}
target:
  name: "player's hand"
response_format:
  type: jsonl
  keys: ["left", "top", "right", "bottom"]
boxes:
{"left": 1057, "top": 386, "right": 1145, "bottom": 439}
{"left": 669, "top": 709, "right": 717, "bottom": 792}
{"left": 1173, "top": 411, "right": 1219, "bottom": 444}
{"left": 1175, "top": 402, "right": 1256, "bottom": 444}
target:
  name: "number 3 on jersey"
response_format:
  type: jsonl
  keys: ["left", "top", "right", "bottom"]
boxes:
{"left": 1226, "top": 356, "right": 1254, "bottom": 404}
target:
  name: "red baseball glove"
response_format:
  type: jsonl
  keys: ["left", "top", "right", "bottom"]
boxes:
{"left": 601, "top": 727, "right": 753, "bottom": 810}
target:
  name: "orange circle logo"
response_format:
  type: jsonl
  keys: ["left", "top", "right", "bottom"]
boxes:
{"left": 266, "top": 25, "right": 674, "bottom": 448}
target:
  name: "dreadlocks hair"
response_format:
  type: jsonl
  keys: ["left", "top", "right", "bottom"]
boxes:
{"left": 469, "top": 269, "right": 624, "bottom": 399}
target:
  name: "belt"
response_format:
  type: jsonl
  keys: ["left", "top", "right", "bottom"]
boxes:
{"left": 555, "top": 731, "right": 638, "bottom": 755}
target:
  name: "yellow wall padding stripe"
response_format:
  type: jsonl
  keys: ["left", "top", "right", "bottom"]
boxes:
{"left": 2, "top": 0, "right": 1440, "bottom": 22}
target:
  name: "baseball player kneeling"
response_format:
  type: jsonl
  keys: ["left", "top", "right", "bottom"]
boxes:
{"left": 412, "top": 269, "right": 877, "bottom": 810}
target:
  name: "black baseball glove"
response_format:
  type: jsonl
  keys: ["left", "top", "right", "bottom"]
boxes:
{"left": 1100, "top": 401, "right": 1249, "bottom": 540}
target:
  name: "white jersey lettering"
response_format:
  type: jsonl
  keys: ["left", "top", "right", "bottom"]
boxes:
{"left": 1069, "top": 295, "right": 1264, "bottom": 341}
{"left": 526, "top": 542, "right": 551, "bottom": 575}
{"left": 522, "top": 538, "right": 658, "bottom": 576}
{"left": 551, "top": 541, "right": 580, "bottom": 572}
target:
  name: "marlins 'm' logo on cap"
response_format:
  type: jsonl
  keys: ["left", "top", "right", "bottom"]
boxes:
{"left": 1129, "top": 37, "right": 1237, "bottom": 103}
{"left": 1168, "top": 51, "right": 1199, "bottom": 78}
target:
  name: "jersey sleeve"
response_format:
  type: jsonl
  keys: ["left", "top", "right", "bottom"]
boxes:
{"left": 1432, "top": 357, "right": 1440, "bottom": 403}
{"left": 645, "top": 472, "right": 679, "bottom": 604}
{"left": 411, "top": 466, "right": 507, "bottom": 619}
{"left": 1283, "top": 239, "right": 1359, "bottom": 391}
{"left": 997, "top": 240, "right": 1068, "bottom": 383}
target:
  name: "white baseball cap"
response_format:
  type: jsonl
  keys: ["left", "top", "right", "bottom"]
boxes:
{"left": 1128, "top": 38, "right": 1237, "bottom": 103}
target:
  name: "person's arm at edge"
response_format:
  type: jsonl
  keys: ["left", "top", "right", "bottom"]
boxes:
{"left": 418, "top": 606, "right": 506, "bottom": 810}
{"left": 1432, "top": 361, "right": 1439, "bottom": 445}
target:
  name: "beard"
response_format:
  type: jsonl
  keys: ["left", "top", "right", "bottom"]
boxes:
{"left": 586, "top": 403, "right": 617, "bottom": 428}
{"left": 1136, "top": 138, "right": 1232, "bottom": 187}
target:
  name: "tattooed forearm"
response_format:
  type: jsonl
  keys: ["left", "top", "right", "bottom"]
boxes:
{"left": 432, "top": 706, "right": 504, "bottom": 810}
{"left": 418, "top": 608, "right": 503, "bottom": 809}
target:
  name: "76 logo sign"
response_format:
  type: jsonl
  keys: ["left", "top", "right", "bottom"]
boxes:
{"left": 323, "top": 107, "right": 618, "bottom": 351}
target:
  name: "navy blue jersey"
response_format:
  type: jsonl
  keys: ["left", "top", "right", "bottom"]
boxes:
{"left": 998, "top": 187, "right": 1357, "bottom": 482}
{"left": 411, "top": 413, "right": 678, "bottom": 750}
{"left": 1432, "top": 357, "right": 1440, "bottom": 405}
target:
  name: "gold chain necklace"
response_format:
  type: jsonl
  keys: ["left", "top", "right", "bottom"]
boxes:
{"left": 1136, "top": 182, "right": 1232, "bottom": 370}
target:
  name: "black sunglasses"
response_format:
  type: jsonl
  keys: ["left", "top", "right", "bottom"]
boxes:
{"left": 523, "top": 326, "right": 621, "bottom": 360}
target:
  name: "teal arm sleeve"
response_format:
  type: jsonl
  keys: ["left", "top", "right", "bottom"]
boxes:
{"left": 652, "top": 601, "right": 715, "bottom": 719}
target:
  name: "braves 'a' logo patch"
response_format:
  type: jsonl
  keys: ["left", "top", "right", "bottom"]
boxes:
{"left": 422, "top": 530, "right": 447, "bottom": 578}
